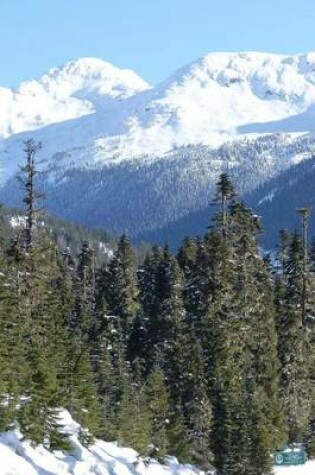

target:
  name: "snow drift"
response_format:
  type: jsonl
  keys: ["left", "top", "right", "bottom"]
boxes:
{"left": 0, "top": 410, "right": 201, "bottom": 475}
{"left": 0, "top": 410, "right": 313, "bottom": 474}
{"left": 2, "top": 52, "right": 315, "bottom": 175}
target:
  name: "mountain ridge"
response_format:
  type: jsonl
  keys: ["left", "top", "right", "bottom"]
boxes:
{"left": 0, "top": 57, "right": 150, "bottom": 140}
{"left": 1, "top": 51, "right": 315, "bottom": 246}
{"left": 2, "top": 51, "right": 315, "bottom": 154}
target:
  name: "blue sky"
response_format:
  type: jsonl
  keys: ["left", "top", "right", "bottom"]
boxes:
{"left": 1, "top": 0, "right": 315, "bottom": 87}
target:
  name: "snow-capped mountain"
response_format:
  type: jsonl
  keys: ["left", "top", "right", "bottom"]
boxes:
{"left": 2, "top": 52, "right": 315, "bottom": 167}
{"left": 1, "top": 52, "right": 315, "bottom": 245}
{"left": 0, "top": 57, "right": 149, "bottom": 139}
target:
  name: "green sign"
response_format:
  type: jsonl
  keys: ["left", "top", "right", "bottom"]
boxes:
{"left": 273, "top": 447, "right": 308, "bottom": 466}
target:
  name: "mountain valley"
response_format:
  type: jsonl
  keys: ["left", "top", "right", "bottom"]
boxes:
{"left": 1, "top": 52, "right": 315, "bottom": 246}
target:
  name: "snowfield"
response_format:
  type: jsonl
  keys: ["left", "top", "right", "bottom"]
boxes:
{"left": 0, "top": 410, "right": 200, "bottom": 475}
{"left": 0, "top": 411, "right": 313, "bottom": 475}
{"left": 274, "top": 463, "right": 315, "bottom": 475}
{"left": 2, "top": 52, "right": 315, "bottom": 183}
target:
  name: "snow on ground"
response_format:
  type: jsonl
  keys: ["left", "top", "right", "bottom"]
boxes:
{"left": 0, "top": 410, "right": 200, "bottom": 475}
{"left": 3, "top": 51, "right": 315, "bottom": 183}
{"left": 273, "top": 462, "right": 315, "bottom": 474}
{"left": 0, "top": 410, "right": 313, "bottom": 475}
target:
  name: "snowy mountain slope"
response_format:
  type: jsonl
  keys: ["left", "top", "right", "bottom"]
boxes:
{"left": 245, "top": 154, "right": 315, "bottom": 247}
{"left": 106, "top": 51, "right": 315, "bottom": 157}
{"left": 0, "top": 410, "right": 313, "bottom": 475}
{"left": 0, "top": 57, "right": 149, "bottom": 140}
{"left": 0, "top": 410, "right": 201, "bottom": 475}
{"left": 2, "top": 52, "right": 315, "bottom": 244}
{"left": 1, "top": 133, "right": 315, "bottom": 247}
{"left": 2, "top": 52, "right": 315, "bottom": 175}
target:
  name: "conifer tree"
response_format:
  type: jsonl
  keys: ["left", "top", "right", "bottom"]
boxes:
{"left": 278, "top": 232, "right": 311, "bottom": 441}
{"left": 183, "top": 238, "right": 210, "bottom": 328}
{"left": 177, "top": 237, "right": 198, "bottom": 285}
{"left": 18, "top": 139, "right": 43, "bottom": 253}
{"left": 211, "top": 172, "right": 236, "bottom": 239}
{"left": 11, "top": 141, "right": 70, "bottom": 448}
{"left": 167, "top": 407, "right": 190, "bottom": 462}
{"left": 208, "top": 185, "right": 283, "bottom": 474}
{"left": 144, "top": 367, "right": 170, "bottom": 459}
{"left": 107, "top": 234, "right": 140, "bottom": 330}
{"left": 73, "top": 242, "right": 96, "bottom": 341}
{"left": 188, "top": 382, "right": 213, "bottom": 471}
{"left": 137, "top": 245, "right": 163, "bottom": 371}
{"left": 116, "top": 363, "right": 152, "bottom": 453}
{"left": 0, "top": 235, "right": 28, "bottom": 430}
{"left": 152, "top": 244, "right": 185, "bottom": 364}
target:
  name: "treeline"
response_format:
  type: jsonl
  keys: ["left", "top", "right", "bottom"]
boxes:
{"left": 0, "top": 142, "right": 314, "bottom": 475}
{"left": 3, "top": 133, "right": 314, "bottom": 249}
{"left": 0, "top": 207, "right": 116, "bottom": 264}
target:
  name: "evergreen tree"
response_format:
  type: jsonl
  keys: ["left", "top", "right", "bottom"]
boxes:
{"left": 188, "top": 382, "right": 213, "bottom": 471}
{"left": 211, "top": 172, "right": 236, "bottom": 239}
{"left": 208, "top": 189, "right": 282, "bottom": 474}
{"left": 0, "top": 235, "right": 28, "bottom": 430}
{"left": 107, "top": 234, "right": 140, "bottom": 330}
{"left": 13, "top": 142, "right": 69, "bottom": 448}
{"left": 17, "top": 139, "right": 43, "bottom": 252}
{"left": 183, "top": 238, "right": 210, "bottom": 328}
{"left": 144, "top": 367, "right": 170, "bottom": 459}
{"left": 278, "top": 232, "right": 311, "bottom": 441}
{"left": 116, "top": 363, "right": 152, "bottom": 453}
{"left": 177, "top": 237, "right": 198, "bottom": 285}
{"left": 137, "top": 245, "right": 163, "bottom": 372}
{"left": 73, "top": 242, "right": 96, "bottom": 342}
{"left": 167, "top": 407, "right": 190, "bottom": 462}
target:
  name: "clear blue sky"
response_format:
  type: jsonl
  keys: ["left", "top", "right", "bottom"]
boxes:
{"left": 1, "top": 0, "right": 315, "bottom": 87}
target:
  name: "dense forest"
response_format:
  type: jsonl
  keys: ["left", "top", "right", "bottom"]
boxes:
{"left": 0, "top": 140, "right": 313, "bottom": 475}
{"left": 2, "top": 134, "right": 315, "bottom": 249}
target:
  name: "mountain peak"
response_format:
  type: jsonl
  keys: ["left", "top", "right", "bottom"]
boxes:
{"left": 2, "top": 51, "right": 315, "bottom": 159}
{"left": 168, "top": 50, "right": 315, "bottom": 89}
{"left": 0, "top": 57, "right": 150, "bottom": 138}
{"left": 41, "top": 57, "right": 150, "bottom": 98}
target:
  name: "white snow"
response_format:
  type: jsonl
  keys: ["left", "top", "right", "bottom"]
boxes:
{"left": 2, "top": 52, "right": 315, "bottom": 183}
{"left": 0, "top": 410, "right": 201, "bottom": 475}
{"left": 273, "top": 463, "right": 315, "bottom": 474}
{"left": 10, "top": 215, "right": 27, "bottom": 229}
{"left": 0, "top": 57, "right": 149, "bottom": 139}
{"left": 0, "top": 410, "right": 313, "bottom": 474}
{"left": 258, "top": 189, "right": 277, "bottom": 205}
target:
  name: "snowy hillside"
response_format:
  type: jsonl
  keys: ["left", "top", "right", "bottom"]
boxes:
{"left": 0, "top": 57, "right": 149, "bottom": 140}
{"left": 103, "top": 51, "right": 315, "bottom": 157}
{"left": 2, "top": 52, "right": 315, "bottom": 244}
{"left": 0, "top": 410, "right": 313, "bottom": 475}
{"left": 0, "top": 411, "right": 200, "bottom": 475}
{"left": 2, "top": 52, "right": 315, "bottom": 175}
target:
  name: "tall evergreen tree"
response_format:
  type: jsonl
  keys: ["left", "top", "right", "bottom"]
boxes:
{"left": 278, "top": 232, "right": 311, "bottom": 441}
{"left": 107, "top": 234, "right": 140, "bottom": 331}
{"left": 144, "top": 366, "right": 171, "bottom": 460}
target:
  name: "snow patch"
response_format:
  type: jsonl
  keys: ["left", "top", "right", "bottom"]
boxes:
{"left": 3, "top": 52, "right": 315, "bottom": 181}
{"left": 258, "top": 189, "right": 277, "bottom": 205}
{"left": 0, "top": 411, "right": 201, "bottom": 475}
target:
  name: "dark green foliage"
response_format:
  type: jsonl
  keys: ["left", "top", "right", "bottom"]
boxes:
{"left": 116, "top": 367, "right": 152, "bottom": 453}
{"left": 167, "top": 407, "right": 190, "bottom": 462}
{"left": 107, "top": 234, "right": 140, "bottom": 329}
{"left": 0, "top": 158, "right": 313, "bottom": 475}
{"left": 278, "top": 232, "right": 312, "bottom": 442}
{"left": 187, "top": 383, "right": 213, "bottom": 470}
{"left": 144, "top": 367, "right": 171, "bottom": 459}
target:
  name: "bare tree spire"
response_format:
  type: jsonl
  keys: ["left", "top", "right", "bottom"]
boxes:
{"left": 297, "top": 207, "right": 310, "bottom": 326}
{"left": 18, "top": 139, "right": 43, "bottom": 252}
